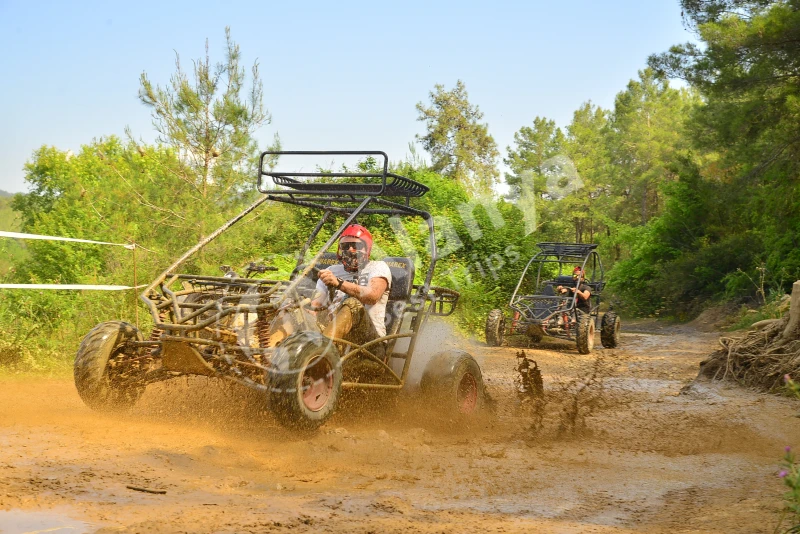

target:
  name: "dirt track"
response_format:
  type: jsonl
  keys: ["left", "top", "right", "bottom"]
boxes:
{"left": 1, "top": 321, "right": 799, "bottom": 533}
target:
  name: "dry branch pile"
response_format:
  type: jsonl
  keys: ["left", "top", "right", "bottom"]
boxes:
{"left": 700, "top": 281, "right": 800, "bottom": 390}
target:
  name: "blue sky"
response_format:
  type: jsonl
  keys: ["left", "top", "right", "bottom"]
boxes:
{"left": 0, "top": 0, "right": 692, "bottom": 194}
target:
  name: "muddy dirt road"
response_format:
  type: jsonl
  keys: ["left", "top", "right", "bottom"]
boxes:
{"left": 1, "top": 322, "right": 799, "bottom": 533}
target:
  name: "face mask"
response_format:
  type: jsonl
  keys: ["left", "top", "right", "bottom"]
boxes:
{"left": 339, "top": 241, "right": 367, "bottom": 272}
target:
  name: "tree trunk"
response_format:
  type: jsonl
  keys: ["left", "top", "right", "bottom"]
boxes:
{"left": 780, "top": 280, "right": 800, "bottom": 342}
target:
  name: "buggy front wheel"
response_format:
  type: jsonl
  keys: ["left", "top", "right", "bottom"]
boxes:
{"left": 74, "top": 321, "right": 146, "bottom": 411}
{"left": 267, "top": 331, "right": 342, "bottom": 431}
{"left": 575, "top": 313, "right": 596, "bottom": 354}
{"left": 485, "top": 309, "right": 505, "bottom": 347}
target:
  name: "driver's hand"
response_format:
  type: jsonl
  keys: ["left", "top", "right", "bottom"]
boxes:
{"left": 318, "top": 269, "right": 338, "bottom": 287}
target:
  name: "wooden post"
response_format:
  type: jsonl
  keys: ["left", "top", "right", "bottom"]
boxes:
{"left": 132, "top": 243, "right": 139, "bottom": 330}
{"left": 780, "top": 280, "right": 800, "bottom": 342}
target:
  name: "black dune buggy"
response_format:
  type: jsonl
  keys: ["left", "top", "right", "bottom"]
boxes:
{"left": 484, "top": 242, "right": 620, "bottom": 354}
{"left": 73, "top": 151, "right": 486, "bottom": 430}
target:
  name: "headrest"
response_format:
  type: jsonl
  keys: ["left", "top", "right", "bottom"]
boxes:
{"left": 382, "top": 257, "right": 415, "bottom": 301}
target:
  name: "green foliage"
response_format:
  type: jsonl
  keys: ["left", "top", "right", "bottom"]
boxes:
{"left": 619, "top": 0, "right": 800, "bottom": 316}
{"left": 416, "top": 80, "right": 500, "bottom": 195}
{"left": 0, "top": 195, "right": 27, "bottom": 275}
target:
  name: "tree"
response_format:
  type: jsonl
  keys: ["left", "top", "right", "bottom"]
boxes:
{"left": 606, "top": 69, "right": 694, "bottom": 226}
{"left": 137, "top": 27, "right": 278, "bottom": 203}
{"left": 416, "top": 80, "right": 499, "bottom": 194}
{"left": 504, "top": 117, "right": 565, "bottom": 200}
{"left": 562, "top": 103, "right": 612, "bottom": 244}
{"left": 648, "top": 0, "right": 800, "bottom": 175}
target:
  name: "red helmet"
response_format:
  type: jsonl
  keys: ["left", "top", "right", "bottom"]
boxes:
{"left": 337, "top": 224, "right": 372, "bottom": 272}
{"left": 339, "top": 224, "right": 373, "bottom": 256}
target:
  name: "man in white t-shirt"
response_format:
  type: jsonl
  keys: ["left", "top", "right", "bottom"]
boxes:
{"left": 313, "top": 224, "right": 392, "bottom": 350}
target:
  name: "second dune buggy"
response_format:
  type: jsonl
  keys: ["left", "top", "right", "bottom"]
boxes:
{"left": 484, "top": 242, "right": 620, "bottom": 353}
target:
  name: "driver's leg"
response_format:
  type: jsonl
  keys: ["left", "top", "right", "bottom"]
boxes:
{"left": 324, "top": 298, "right": 383, "bottom": 360}
{"left": 267, "top": 308, "right": 320, "bottom": 348}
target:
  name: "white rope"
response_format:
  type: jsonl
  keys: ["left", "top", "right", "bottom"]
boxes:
{"left": 0, "top": 284, "right": 146, "bottom": 290}
{"left": 0, "top": 231, "right": 135, "bottom": 249}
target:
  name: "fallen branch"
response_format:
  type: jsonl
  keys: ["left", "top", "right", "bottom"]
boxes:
{"left": 126, "top": 485, "right": 167, "bottom": 495}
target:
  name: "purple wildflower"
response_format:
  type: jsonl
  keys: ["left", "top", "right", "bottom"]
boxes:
{"left": 786, "top": 446, "right": 792, "bottom": 453}
{"left": 779, "top": 470, "right": 789, "bottom": 478}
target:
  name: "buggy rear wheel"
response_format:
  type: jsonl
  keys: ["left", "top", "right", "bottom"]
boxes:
{"left": 74, "top": 321, "right": 146, "bottom": 411}
{"left": 601, "top": 311, "right": 621, "bottom": 348}
{"left": 420, "top": 350, "right": 485, "bottom": 417}
{"left": 485, "top": 309, "right": 505, "bottom": 347}
{"left": 575, "top": 313, "right": 595, "bottom": 354}
{"left": 267, "top": 331, "right": 342, "bottom": 431}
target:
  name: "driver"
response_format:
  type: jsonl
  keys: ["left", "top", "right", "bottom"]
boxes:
{"left": 557, "top": 266, "right": 592, "bottom": 314}
{"left": 267, "top": 224, "right": 393, "bottom": 351}
{"left": 313, "top": 224, "right": 392, "bottom": 348}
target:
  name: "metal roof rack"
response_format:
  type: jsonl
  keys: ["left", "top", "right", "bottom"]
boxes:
{"left": 535, "top": 242, "right": 598, "bottom": 257}
{"left": 258, "top": 151, "right": 429, "bottom": 199}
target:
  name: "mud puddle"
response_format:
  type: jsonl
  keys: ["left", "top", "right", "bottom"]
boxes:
{"left": 1, "top": 325, "right": 799, "bottom": 533}
{"left": 0, "top": 508, "right": 93, "bottom": 533}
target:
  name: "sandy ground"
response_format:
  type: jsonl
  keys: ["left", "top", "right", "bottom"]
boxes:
{"left": 1, "top": 320, "right": 799, "bottom": 533}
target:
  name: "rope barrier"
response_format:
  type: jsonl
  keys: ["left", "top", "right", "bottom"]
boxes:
{"left": 0, "top": 230, "right": 135, "bottom": 249}
{"left": 0, "top": 284, "right": 146, "bottom": 290}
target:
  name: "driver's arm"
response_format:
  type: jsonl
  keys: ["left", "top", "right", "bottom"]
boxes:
{"left": 310, "top": 272, "right": 331, "bottom": 309}
{"left": 574, "top": 286, "right": 591, "bottom": 300}
{"left": 318, "top": 270, "right": 388, "bottom": 306}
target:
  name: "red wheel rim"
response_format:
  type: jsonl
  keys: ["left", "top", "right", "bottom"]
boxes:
{"left": 457, "top": 373, "right": 478, "bottom": 414}
{"left": 301, "top": 357, "right": 334, "bottom": 412}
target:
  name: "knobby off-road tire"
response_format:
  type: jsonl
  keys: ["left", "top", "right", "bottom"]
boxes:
{"left": 575, "top": 313, "right": 596, "bottom": 354}
{"left": 74, "top": 321, "right": 146, "bottom": 411}
{"left": 267, "top": 331, "right": 342, "bottom": 431}
{"left": 485, "top": 309, "right": 505, "bottom": 347}
{"left": 601, "top": 311, "right": 621, "bottom": 348}
{"left": 420, "top": 350, "right": 485, "bottom": 418}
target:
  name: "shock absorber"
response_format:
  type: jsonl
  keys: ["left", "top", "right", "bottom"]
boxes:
{"left": 256, "top": 310, "right": 272, "bottom": 349}
{"left": 147, "top": 309, "right": 167, "bottom": 358}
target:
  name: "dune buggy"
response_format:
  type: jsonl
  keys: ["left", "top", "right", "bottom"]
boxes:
{"left": 484, "top": 242, "right": 620, "bottom": 353}
{"left": 73, "top": 151, "right": 486, "bottom": 430}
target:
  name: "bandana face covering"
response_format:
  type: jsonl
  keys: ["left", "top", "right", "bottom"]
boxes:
{"left": 340, "top": 241, "right": 366, "bottom": 272}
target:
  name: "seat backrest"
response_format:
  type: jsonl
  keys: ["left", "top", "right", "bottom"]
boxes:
{"left": 381, "top": 257, "right": 415, "bottom": 340}
{"left": 381, "top": 257, "right": 415, "bottom": 301}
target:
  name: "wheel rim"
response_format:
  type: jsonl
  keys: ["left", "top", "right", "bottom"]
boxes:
{"left": 614, "top": 318, "right": 620, "bottom": 340}
{"left": 301, "top": 356, "right": 334, "bottom": 412}
{"left": 457, "top": 373, "right": 478, "bottom": 414}
{"left": 588, "top": 321, "right": 595, "bottom": 350}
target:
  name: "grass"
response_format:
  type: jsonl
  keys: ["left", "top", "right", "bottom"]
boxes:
{"left": 727, "top": 294, "right": 788, "bottom": 331}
